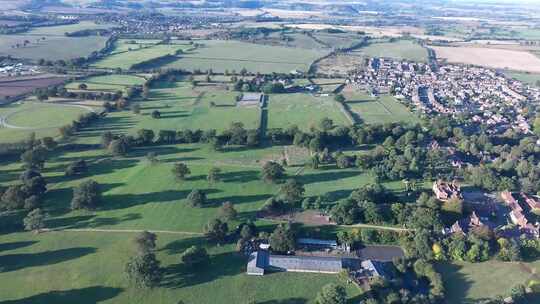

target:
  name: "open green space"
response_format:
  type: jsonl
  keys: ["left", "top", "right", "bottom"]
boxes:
{"left": 0, "top": 101, "right": 92, "bottom": 143}
{"left": 0, "top": 231, "right": 361, "bottom": 304}
{"left": 437, "top": 260, "right": 540, "bottom": 303}
{"left": 267, "top": 93, "right": 350, "bottom": 130}
{"left": 344, "top": 93, "right": 419, "bottom": 124}
{"left": 505, "top": 71, "right": 540, "bottom": 86}
{"left": 0, "top": 21, "right": 112, "bottom": 61}
{"left": 351, "top": 40, "right": 428, "bottom": 62}
{"left": 162, "top": 40, "right": 327, "bottom": 73}
{"left": 109, "top": 39, "right": 163, "bottom": 55}
{"left": 66, "top": 74, "right": 147, "bottom": 92}
{"left": 93, "top": 43, "right": 191, "bottom": 70}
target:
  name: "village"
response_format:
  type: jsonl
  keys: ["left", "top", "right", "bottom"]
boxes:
{"left": 350, "top": 57, "right": 540, "bottom": 136}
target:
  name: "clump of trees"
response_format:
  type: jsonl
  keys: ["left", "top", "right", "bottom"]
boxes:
{"left": 203, "top": 218, "right": 228, "bottom": 244}
{"left": 71, "top": 180, "right": 101, "bottom": 210}
{"left": 269, "top": 223, "right": 296, "bottom": 253}
{"left": 125, "top": 231, "right": 163, "bottom": 288}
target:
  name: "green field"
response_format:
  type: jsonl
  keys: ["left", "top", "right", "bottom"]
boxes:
{"left": 66, "top": 74, "right": 147, "bottom": 92}
{"left": 344, "top": 93, "right": 419, "bottom": 124}
{"left": 162, "top": 40, "right": 327, "bottom": 73}
{"left": 437, "top": 261, "right": 540, "bottom": 303}
{"left": 0, "top": 21, "right": 112, "bottom": 61}
{"left": 0, "top": 101, "right": 92, "bottom": 143}
{"left": 267, "top": 93, "right": 350, "bottom": 130}
{"left": 352, "top": 40, "right": 428, "bottom": 62}
{"left": 505, "top": 71, "right": 540, "bottom": 86}
{"left": 93, "top": 43, "right": 191, "bottom": 70}
{"left": 0, "top": 231, "right": 361, "bottom": 304}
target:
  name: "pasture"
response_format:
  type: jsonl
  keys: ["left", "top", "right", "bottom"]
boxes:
{"left": 92, "top": 43, "right": 191, "bottom": 70}
{"left": 432, "top": 46, "right": 540, "bottom": 73}
{"left": 344, "top": 92, "right": 419, "bottom": 124}
{"left": 505, "top": 71, "right": 540, "bottom": 86}
{"left": 65, "top": 74, "right": 147, "bottom": 93}
{"left": 267, "top": 93, "right": 350, "bottom": 130}
{"left": 0, "top": 231, "right": 361, "bottom": 304}
{"left": 162, "top": 40, "right": 327, "bottom": 73}
{"left": 437, "top": 261, "right": 540, "bottom": 303}
{"left": 352, "top": 40, "right": 428, "bottom": 62}
{"left": 0, "top": 21, "right": 112, "bottom": 61}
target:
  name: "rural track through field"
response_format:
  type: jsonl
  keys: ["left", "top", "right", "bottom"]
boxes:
{"left": 42, "top": 227, "right": 203, "bottom": 236}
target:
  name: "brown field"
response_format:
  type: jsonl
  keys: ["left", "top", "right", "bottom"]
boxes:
{"left": 432, "top": 46, "right": 540, "bottom": 73}
{"left": 315, "top": 53, "right": 365, "bottom": 75}
{"left": 0, "top": 76, "right": 68, "bottom": 100}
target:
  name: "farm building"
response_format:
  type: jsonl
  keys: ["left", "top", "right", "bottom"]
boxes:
{"left": 247, "top": 251, "right": 343, "bottom": 275}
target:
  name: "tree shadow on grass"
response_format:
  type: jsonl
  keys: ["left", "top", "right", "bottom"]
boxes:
{"left": 161, "top": 251, "right": 244, "bottom": 289}
{"left": 0, "top": 247, "right": 96, "bottom": 273}
{"left": 160, "top": 236, "right": 206, "bottom": 255}
{"left": 0, "top": 286, "right": 123, "bottom": 304}
{"left": 433, "top": 262, "right": 472, "bottom": 304}
{"left": 130, "top": 146, "right": 200, "bottom": 159}
{"left": 296, "top": 171, "right": 361, "bottom": 185}
{"left": 258, "top": 299, "right": 308, "bottom": 304}
{"left": 206, "top": 194, "right": 272, "bottom": 208}
{"left": 219, "top": 170, "right": 260, "bottom": 183}
{"left": 45, "top": 183, "right": 125, "bottom": 215}
{"left": 0, "top": 241, "right": 38, "bottom": 253}
{"left": 102, "top": 189, "right": 222, "bottom": 211}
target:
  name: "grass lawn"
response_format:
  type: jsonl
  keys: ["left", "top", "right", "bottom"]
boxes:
{"left": 0, "top": 101, "right": 91, "bottom": 143}
{"left": 344, "top": 92, "right": 419, "bottom": 124}
{"left": 0, "top": 231, "right": 361, "bottom": 304}
{"left": 352, "top": 40, "right": 428, "bottom": 62}
{"left": 65, "top": 74, "right": 147, "bottom": 92}
{"left": 504, "top": 71, "right": 540, "bottom": 86}
{"left": 437, "top": 260, "right": 540, "bottom": 303}
{"left": 267, "top": 93, "right": 350, "bottom": 130}
{"left": 109, "top": 39, "right": 163, "bottom": 55}
{"left": 162, "top": 40, "right": 327, "bottom": 73}
{"left": 93, "top": 44, "right": 191, "bottom": 70}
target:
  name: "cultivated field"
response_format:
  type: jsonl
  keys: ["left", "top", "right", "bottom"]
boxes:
{"left": 0, "top": 22, "right": 112, "bottom": 61}
{"left": 432, "top": 46, "right": 540, "bottom": 73}
{"left": 344, "top": 92, "right": 419, "bottom": 124}
{"left": 0, "top": 75, "right": 68, "bottom": 100}
{"left": 162, "top": 40, "right": 327, "bottom": 73}
{"left": 267, "top": 93, "right": 350, "bottom": 130}
{"left": 352, "top": 40, "right": 429, "bottom": 62}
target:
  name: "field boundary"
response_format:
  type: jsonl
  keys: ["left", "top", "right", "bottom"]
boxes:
{"left": 42, "top": 227, "right": 204, "bottom": 235}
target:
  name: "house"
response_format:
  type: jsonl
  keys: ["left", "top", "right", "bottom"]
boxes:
{"left": 360, "top": 260, "right": 386, "bottom": 278}
{"left": 521, "top": 193, "right": 540, "bottom": 210}
{"left": 433, "top": 180, "right": 462, "bottom": 202}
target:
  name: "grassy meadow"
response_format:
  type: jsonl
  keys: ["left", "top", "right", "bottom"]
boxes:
{"left": 344, "top": 92, "right": 419, "bottom": 124}
{"left": 267, "top": 93, "right": 350, "bottom": 130}
{"left": 93, "top": 43, "right": 192, "bottom": 70}
{"left": 65, "top": 74, "right": 147, "bottom": 93}
{"left": 0, "top": 21, "right": 112, "bottom": 61}
{"left": 162, "top": 40, "right": 327, "bottom": 73}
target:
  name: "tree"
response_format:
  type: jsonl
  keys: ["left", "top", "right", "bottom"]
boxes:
{"left": 1, "top": 185, "right": 27, "bottom": 211}
{"left": 315, "top": 283, "right": 347, "bottom": 304}
{"left": 319, "top": 117, "right": 334, "bottom": 131}
{"left": 71, "top": 180, "right": 101, "bottom": 210}
{"left": 137, "top": 129, "right": 155, "bottom": 145}
{"left": 207, "top": 167, "right": 221, "bottom": 184}
{"left": 132, "top": 104, "right": 141, "bottom": 114}
{"left": 23, "top": 208, "right": 46, "bottom": 232}
{"left": 151, "top": 110, "right": 161, "bottom": 119}
{"left": 334, "top": 94, "right": 346, "bottom": 103}
{"left": 203, "top": 218, "right": 228, "bottom": 243}
{"left": 65, "top": 159, "right": 88, "bottom": 176}
{"left": 125, "top": 252, "right": 162, "bottom": 288}
{"left": 261, "top": 161, "right": 285, "bottom": 183}
{"left": 187, "top": 189, "right": 206, "bottom": 207}
{"left": 269, "top": 224, "right": 295, "bottom": 253}
{"left": 108, "top": 138, "right": 129, "bottom": 156}
{"left": 172, "top": 163, "right": 190, "bottom": 181}
{"left": 180, "top": 246, "right": 209, "bottom": 267}
{"left": 279, "top": 179, "right": 305, "bottom": 204}
{"left": 218, "top": 201, "right": 237, "bottom": 221}
{"left": 101, "top": 131, "right": 114, "bottom": 148}
{"left": 41, "top": 137, "right": 57, "bottom": 150}
{"left": 133, "top": 231, "right": 157, "bottom": 255}
{"left": 78, "top": 83, "right": 88, "bottom": 90}
{"left": 20, "top": 147, "right": 47, "bottom": 170}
